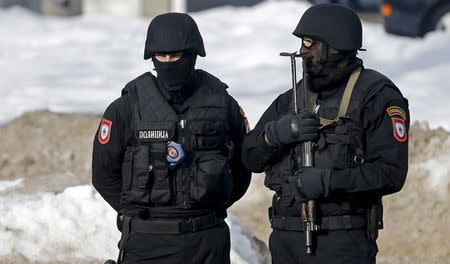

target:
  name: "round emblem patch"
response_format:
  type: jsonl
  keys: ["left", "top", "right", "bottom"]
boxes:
{"left": 100, "top": 124, "right": 110, "bottom": 139}
{"left": 395, "top": 122, "right": 405, "bottom": 137}
{"left": 167, "top": 146, "right": 179, "bottom": 158}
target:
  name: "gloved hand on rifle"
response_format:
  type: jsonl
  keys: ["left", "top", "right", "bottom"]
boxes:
{"left": 289, "top": 168, "right": 331, "bottom": 202}
{"left": 264, "top": 111, "right": 320, "bottom": 147}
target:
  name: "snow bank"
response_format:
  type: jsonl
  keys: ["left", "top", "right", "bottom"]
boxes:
{"left": 0, "top": 186, "right": 117, "bottom": 261}
{"left": 0, "top": 1, "right": 449, "bottom": 128}
{"left": 0, "top": 185, "right": 263, "bottom": 263}
{"left": 0, "top": 178, "right": 23, "bottom": 192}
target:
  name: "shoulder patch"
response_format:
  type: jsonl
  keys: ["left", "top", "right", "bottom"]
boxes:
{"left": 391, "top": 117, "right": 407, "bottom": 142}
{"left": 387, "top": 106, "right": 406, "bottom": 120}
{"left": 98, "top": 118, "right": 113, "bottom": 144}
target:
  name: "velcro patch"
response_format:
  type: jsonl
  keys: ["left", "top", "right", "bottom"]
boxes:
{"left": 387, "top": 106, "right": 406, "bottom": 120}
{"left": 98, "top": 118, "right": 112, "bottom": 144}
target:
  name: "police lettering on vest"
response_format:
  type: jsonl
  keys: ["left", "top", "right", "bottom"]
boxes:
{"left": 139, "top": 130, "right": 169, "bottom": 140}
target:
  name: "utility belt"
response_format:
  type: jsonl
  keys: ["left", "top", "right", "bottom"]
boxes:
{"left": 116, "top": 212, "right": 223, "bottom": 263}
{"left": 268, "top": 193, "right": 383, "bottom": 242}
{"left": 121, "top": 212, "right": 222, "bottom": 235}
{"left": 270, "top": 213, "right": 366, "bottom": 231}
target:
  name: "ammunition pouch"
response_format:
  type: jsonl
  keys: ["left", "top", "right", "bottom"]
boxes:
{"left": 190, "top": 151, "right": 232, "bottom": 206}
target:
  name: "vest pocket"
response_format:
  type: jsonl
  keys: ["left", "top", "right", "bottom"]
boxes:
{"left": 131, "top": 144, "right": 151, "bottom": 203}
{"left": 315, "top": 130, "right": 353, "bottom": 169}
{"left": 314, "top": 144, "right": 348, "bottom": 169}
{"left": 191, "top": 152, "right": 232, "bottom": 205}
{"left": 120, "top": 145, "right": 152, "bottom": 204}
{"left": 120, "top": 146, "right": 135, "bottom": 204}
{"left": 190, "top": 121, "right": 225, "bottom": 150}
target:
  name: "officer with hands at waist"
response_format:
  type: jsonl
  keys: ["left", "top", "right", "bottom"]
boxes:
{"left": 242, "top": 4, "right": 409, "bottom": 264}
{"left": 92, "top": 13, "right": 251, "bottom": 264}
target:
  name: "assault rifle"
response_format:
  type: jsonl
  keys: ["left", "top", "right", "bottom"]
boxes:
{"left": 280, "top": 51, "right": 319, "bottom": 255}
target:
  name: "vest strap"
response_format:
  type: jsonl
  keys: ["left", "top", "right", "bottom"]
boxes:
{"left": 339, "top": 67, "right": 361, "bottom": 117}
{"left": 319, "top": 67, "right": 361, "bottom": 128}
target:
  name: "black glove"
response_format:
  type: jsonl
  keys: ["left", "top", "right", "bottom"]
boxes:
{"left": 264, "top": 111, "right": 319, "bottom": 147}
{"left": 288, "top": 167, "right": 331, "bottom": 202}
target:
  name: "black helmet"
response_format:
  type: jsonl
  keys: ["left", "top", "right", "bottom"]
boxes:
{"left": 293, "top": 4, "right": 362, "bottom": 51}
{"left": 144, "top": 13, "right": 206, "bottom": 60}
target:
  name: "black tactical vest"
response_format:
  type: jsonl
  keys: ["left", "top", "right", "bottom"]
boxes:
{"left": 119, "top": 70, "right": 233, "bottom": 210}
{"left": 265, "top": 69, "right": 405, "bottom": 217}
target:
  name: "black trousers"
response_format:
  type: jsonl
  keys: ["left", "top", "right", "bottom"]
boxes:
{"left": 269, "top": 229, "right": 378, "bottom": 264}
{"left": 122, "top": 221, "right": 230, "bottom": 264}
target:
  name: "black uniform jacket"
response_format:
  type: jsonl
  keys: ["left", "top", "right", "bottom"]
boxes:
{"left": 92, "top": 71, "right": 251, "bottom": 213}
{"left": 242, "top": 75, "right": 409, "bottom": 198}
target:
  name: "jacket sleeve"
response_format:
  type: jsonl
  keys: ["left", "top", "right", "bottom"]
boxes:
{"left": 92, "top": 97, "right": 130, "bottom": 212}
{"left": 241, "top": 92, "right": 290, "bottom": 173}
{"left": 329, "top": 86, "right": 409, "bottom": 197}
{"left": 225, "top": 96, "right": 252, "bottom": 206}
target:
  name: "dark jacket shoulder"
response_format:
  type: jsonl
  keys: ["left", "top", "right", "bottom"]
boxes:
{"left": 121, "top": 72, "right": 155, "bottom": 96}
{"left": 196, "top": 69, "right": 229, "bottom": 91}
{"left": 359, "top": 68, "right": 407, "bottom": 106}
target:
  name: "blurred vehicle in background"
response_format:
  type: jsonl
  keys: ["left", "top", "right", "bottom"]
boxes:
{"left": 381, "top": 0, "right": 450, "bottom": 37}
{"left": 0, "top": 0, "right": 266, "bottom": 17}
{"left": 306, "top": 0, "right": 381, "bottom": 12}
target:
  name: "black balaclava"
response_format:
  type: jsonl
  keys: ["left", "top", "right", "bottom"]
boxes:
{"left": 301, "top": 42, "right": 362, "bottom": 92}
{"left": 153, "top": 53, "right": 197, "bottom": 92}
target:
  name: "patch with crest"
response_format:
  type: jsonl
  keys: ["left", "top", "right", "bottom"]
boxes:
{"left": 391, "top": 117, "right": 407, "bottom": 142}
{"left": 98, "top": 118, "right": 112, "bottom": 144}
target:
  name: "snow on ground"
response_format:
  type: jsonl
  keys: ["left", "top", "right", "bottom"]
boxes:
{"left": 0, "top": 1, "right": 449, "bottom": 129}
{"left": 0, "top": 178, "right": 23, "bottom": 192}
{"left": 0, "top": 184, "right": 261, "bottom": 264}
{"left": 0, "top": 185, "right": 117, "bottom": 261}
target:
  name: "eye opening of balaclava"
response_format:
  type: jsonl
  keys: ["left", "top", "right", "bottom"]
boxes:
{"left": 300, "top": 39, "right": 362, "bottom": 92}
{"left": 152, "top": 52, "right": 197, "bottom": 91}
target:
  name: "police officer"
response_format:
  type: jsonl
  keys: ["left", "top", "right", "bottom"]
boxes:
{"left": 92, "top": 13, "right": 251, "bottom": 264}
{"left": 242, "top": 4, "right": 409, "bottom": 264}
